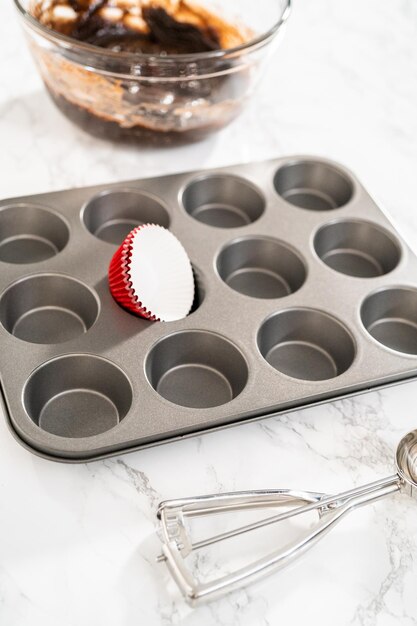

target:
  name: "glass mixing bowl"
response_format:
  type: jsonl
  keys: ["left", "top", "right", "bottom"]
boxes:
{"left": 14, "top": 0, "right": 291, "bottom": 145}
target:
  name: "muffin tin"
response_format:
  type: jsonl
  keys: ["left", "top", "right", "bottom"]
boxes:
{"left": 1, "top": 156, "right": 417, "bottom": 462}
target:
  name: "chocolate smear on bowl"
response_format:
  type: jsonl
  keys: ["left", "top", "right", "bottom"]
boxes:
{"left": 139, "top": 7, "right": 220, "bottom": 53}
{"left": 34, "top": 0, "right": 226, "bottom": 54}
{"left": 72, "top": 6, "right": 221, "bottom": 53}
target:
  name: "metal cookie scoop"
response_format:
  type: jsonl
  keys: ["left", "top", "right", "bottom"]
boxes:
{"left": 157, "top": 430, "right": 417, "bottom": 605}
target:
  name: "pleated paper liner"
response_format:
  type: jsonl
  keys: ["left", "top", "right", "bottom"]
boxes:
{"left": 109, "top": 224, "right": 195, "bottom": 322}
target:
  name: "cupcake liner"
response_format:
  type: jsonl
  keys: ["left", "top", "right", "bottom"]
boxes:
{"left": 109, "top": 224, "right": 195, "bottom": 322}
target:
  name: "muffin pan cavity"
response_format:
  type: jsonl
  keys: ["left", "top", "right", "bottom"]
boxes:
{"left": 314, "top": 220, "right": 401, "bottom": 278}
{"left": 1, "top": 155, "right": 417, "bottom": 461}
{"left": 217, "top": 237, "right": 306, "bottom": 299}
{"left": 182, "top": 175, "right": 265, "bottom": 228}
{"left": 361, "top": 288, "right": 417, "bottom": 355}
{"left": 258, "top": 309, "right": 356, "bottom": 381}
{"left": 83, "top": 189, "right": 170, "bottom": 245}
{"left": 274, "top": 160, "right": 353, "bottom": 211}
{"left": 23, "top": 355, "right": 132, "bottom": 438}
{"left": 0, "top": 204, "right": 69, "bottom": 264}
{"left": 146, "top": 331, "right": 248, "bottom": 409}
{"left": 0, "top": 274, "right": 99, "bottom": 344}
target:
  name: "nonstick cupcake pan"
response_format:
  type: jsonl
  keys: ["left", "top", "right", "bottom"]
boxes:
{"left": 1, "top": 156, "right": 417, "bottom": 462}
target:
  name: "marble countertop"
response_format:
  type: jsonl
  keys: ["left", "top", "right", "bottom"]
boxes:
{"left": 1, "top": 0, "right": 417, "bottom": 624}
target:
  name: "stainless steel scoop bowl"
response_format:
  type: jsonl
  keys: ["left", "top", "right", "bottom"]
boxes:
{"left": 396, "top": 429, "right": 417, "bottom": 494}
{"left": 157, "top": 429, "right": 417, "bottom": 605}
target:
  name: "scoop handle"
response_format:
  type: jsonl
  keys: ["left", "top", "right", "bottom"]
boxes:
{"left": 158, "top": 477, "right": 401, "bottom": 604}
{"left": 193, "top": 475, "right": 401, "bottom": 603}
{"left": 249, "top": 475, "right": 401, "bottom": 583}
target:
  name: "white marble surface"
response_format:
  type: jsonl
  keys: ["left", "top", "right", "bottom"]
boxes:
{"left": 1, "top": 0, "right": 417, "bottom": 624}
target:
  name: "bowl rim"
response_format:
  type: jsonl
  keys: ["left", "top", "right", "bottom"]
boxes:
{"left": 13, "top": 0, "right": 291, "bottom": 62}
